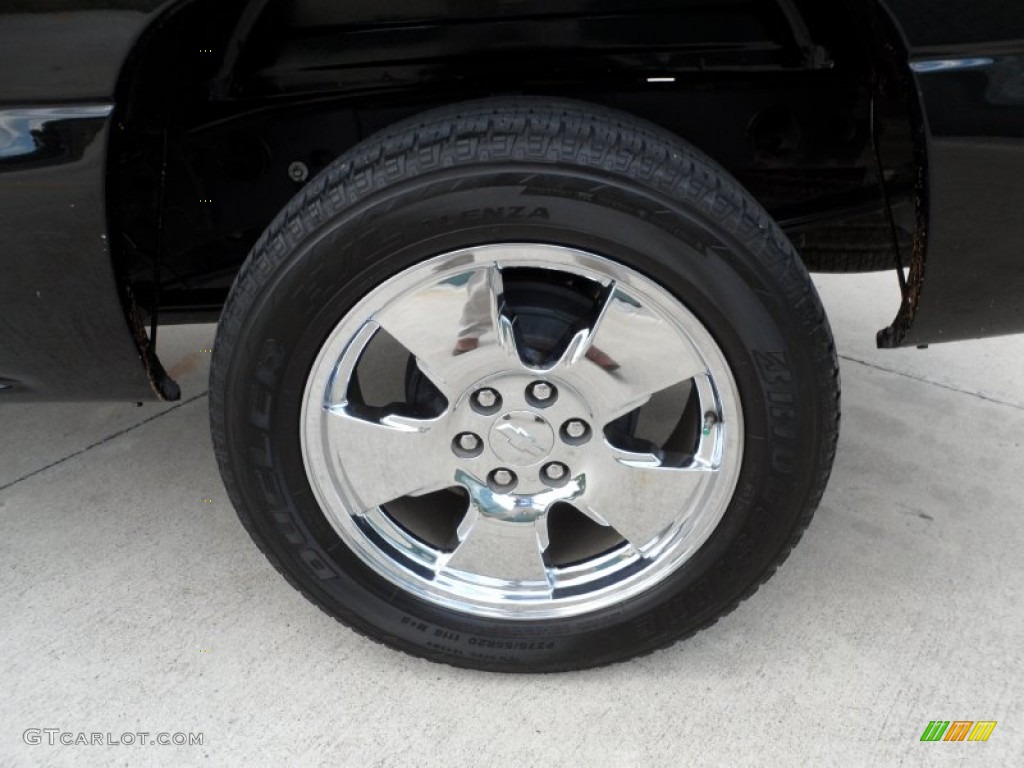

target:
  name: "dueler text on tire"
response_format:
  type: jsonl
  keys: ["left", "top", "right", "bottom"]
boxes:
{"left": 209, "top": 97, "right": 840, "bottom": 672}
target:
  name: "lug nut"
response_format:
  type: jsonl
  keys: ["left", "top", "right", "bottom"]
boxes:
{"left": 543, "top": 462, "right": 568, "bottom": 481}
{"left": 527, "top": 381, "right": 557, "bottom": 407}
{"left": 565, "top": 420, "right": 588, "bottom": 439}
{"left": 561, "top": 419, "right": 591, "bottom": 444}
{"left": 489, "top": 468, "right": 517, "bottom": 490}
{"left": 493, "top": 469, "right": 513, "bottom": 485}
{"left": 473, "top": 388, "right": 500, "bottom": 410}
{"left": 530, "top": 382, "right": 553, "bottom": 401}
{"left": 452, "top": 432, "right": 483, "bottom": 457}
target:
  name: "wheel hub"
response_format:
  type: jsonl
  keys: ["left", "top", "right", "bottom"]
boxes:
{"left": 446, "top": 371, "right": 591, "bottom": 496}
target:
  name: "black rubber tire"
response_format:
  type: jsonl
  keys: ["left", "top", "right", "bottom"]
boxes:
{"left": 792, "top": 211, "right": 910, "bottom": 273}
{"left": 209, "top": 96, "right": 840, "bottom": 672}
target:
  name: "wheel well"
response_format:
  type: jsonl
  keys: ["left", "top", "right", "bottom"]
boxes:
{"left": 108, "top": 0, "right": 923, "bottom": 324}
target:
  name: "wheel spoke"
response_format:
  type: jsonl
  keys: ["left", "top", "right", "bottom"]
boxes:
{"left": 443, "top": 506, "right": 552, "bottom": 585}
{"left": 372, "top": 264, "right": 521, "bottom": 396}
{"left": 579, "top": 445, "right": 711, "bottom": 550}
{"left": 322, "top": 407, "right": 453, "bottom": 511}
{"left": 554, "top": 284, "right": 706, "bottom": 423}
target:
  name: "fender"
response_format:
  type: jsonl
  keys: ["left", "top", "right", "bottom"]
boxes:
{"left": 0, "top": 1, "right": 226, "bottom": 401}
{"left": 877, "top": 0, "right": 1024, "bottom": 344}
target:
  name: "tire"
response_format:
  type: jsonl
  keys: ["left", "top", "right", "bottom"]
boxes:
{"left": 209, "top": 96, "right": 840, "bottom": 672}
{"left": 792, "top": 211, "right": 910, "bottom": 273}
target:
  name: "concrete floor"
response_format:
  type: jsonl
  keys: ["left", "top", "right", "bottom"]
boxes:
{"left": 1, "top": 272, "right": 1021, "bottom": 766}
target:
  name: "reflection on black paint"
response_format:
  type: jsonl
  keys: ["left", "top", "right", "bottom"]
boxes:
{"left": 0, "top": 106, "right": 110, "bottom": 170}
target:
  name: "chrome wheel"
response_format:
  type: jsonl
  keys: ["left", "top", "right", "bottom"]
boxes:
{"left": 301, "top": 244, "right": 743, "bottom": 620}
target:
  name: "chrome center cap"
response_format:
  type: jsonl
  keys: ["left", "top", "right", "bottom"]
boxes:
{"left": 489, "top": 411, "right": 554, "bottom": 466}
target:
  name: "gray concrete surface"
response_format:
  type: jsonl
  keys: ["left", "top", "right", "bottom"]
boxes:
{"left": 1, "top": 271, "right": 1022, "bottom": 766}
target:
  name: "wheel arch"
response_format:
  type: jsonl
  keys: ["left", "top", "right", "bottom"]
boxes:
{"left": 106, "top": 0, "right": 927, "bottom": 339}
